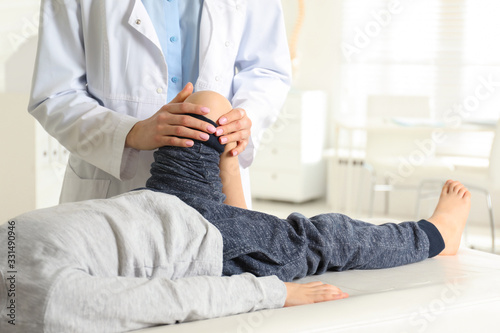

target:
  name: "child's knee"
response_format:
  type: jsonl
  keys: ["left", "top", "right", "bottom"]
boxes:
{"left": 185, "top": 91, "right": 232, "bottom": 123}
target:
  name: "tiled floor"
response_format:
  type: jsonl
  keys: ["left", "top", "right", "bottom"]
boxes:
{"left": 253, "top": 197, "right": 499, "bottom": 255}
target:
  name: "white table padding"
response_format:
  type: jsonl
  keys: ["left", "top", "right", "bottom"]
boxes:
{"left": 134, "top": 248, "right": 500, "bottom": 333}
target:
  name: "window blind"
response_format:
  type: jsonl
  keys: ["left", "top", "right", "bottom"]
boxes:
{"left": 339, "top": 0, "right": 500, "bottom": 122}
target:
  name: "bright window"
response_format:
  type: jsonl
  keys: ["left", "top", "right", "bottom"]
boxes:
{"left": 339, "top": 0, "right": 500, "bottom": 122}
{"left": 338, "top": 0, "right": 500, "bottom": 158}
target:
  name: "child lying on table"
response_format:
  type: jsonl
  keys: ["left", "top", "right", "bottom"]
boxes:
{"left": 0, "top": 91, "right": 470, "bottom": 333}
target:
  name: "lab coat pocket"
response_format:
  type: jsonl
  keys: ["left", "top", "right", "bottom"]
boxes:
{"left": 60, "top": 163, "right": 111, "bottom": 203}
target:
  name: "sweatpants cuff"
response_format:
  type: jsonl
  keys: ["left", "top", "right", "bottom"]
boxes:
{"left": 417, "top": 220, "right": 445, "bottom": 258}
{"left": 189, "top": 114, "right": 226, "bottom": 154}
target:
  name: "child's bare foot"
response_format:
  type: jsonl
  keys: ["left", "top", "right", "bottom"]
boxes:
{"left": 427, "top": 180, "right": 471, "bottom": 256}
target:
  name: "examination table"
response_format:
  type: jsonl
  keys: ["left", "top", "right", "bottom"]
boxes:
{"left": 135, "top": 248, "right": 500, "bottom": 333}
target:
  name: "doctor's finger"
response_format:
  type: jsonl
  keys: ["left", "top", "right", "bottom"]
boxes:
{"left": 169, "top": 82, "right": 194, "bottom": 104}
{"left": 218, "top": 128, "right": 251, "bottom": 146}
{"left": 163, "top": 125, "right": 213, "bottom": 142}
{"left": 159, "top": 136, "right": 195, "bottom": 148}
{"left": 164, "top": 114, "right": 217, "bottom": 134}
{"left": 215, "top": 118, "right": 252, "bottom": 138}
{"left": 163, "top": 102, "right": 211, "bottom": 117}
{"left": 229, "top": 139, "right": 249, "bottom": 157}
{"left": 215, "top": 110, "right": 251, "bottom": 137}
{"left": 217, "top": 108, "right": 247, "bottom": 126}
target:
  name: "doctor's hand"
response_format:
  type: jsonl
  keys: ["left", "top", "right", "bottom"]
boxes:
{"left": 125, "top": 83, "right": 217, "bottom": 150}
{"left": 215, "top": 108, "right": 252, "bottom": 156}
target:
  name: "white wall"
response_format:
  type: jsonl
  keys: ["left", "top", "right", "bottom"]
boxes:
{"left": 0, "top": 1, "right": 40, "bottom": 92}
{"left": 0, "top": 0, "right": 63, "bottom": 222}
{"left": 0, "top": 94, "right": 36, "bottom": 222}
{"left": 281, "top": 0, "right": 344, "bottom": 144}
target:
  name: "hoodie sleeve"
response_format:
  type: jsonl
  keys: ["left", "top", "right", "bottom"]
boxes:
{"left": 43, "top": 270, "right": 287, "bottom": 332}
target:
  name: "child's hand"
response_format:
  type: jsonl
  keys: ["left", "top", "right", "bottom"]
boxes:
{"left": 283, "top": 281, "right": 349, "bottom": 307}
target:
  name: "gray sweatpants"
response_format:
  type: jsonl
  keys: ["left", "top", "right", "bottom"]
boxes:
{"left": 146, "top": 139, "right": 445, "bottom": 282}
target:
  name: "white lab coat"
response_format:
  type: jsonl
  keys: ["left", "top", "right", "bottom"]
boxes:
{"left": 29, "top": 0, "right": 291, "bottom": 203}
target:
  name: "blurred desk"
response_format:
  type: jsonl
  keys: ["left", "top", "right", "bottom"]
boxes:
{"left": 325, "top": 117, "right": 496, "bottom": 214}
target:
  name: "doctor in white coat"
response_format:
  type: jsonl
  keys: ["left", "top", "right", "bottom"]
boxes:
{"left": 29, "top": 0, "right": 291, "bottom": 206}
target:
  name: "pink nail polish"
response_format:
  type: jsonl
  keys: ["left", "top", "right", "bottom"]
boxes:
{"left": 216, "top": 129, "right": 223, "bottom": 136}
{"left": 207, "top": 125, "right": 216, "bottom": 133}
{"left": 200, "top": 133, "right": 210, "bottom": 140}
{"left": 186, "top": 140, "right": 194, "bottom": 147}
{"left": 219, "top": 117, "right": 227, "bottom": 125}
{"left": 220, "top": 137, "right": 228, "bottom": 144}
{"left": 201, "top": 107, "right": 210, "bottom": 114}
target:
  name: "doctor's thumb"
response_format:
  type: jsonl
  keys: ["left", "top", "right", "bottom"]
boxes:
{"left": 169, "top": 82, "right": 194, "bottom": 104}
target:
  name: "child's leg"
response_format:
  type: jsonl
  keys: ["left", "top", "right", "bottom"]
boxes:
{"left": 220, "top": 181, "right": 467, "bottom": 281}
{"left": 185, "top": 91, "right": 247, "bottom": 209}
{"left": 184, "top": 90, "right": 233, "bottom": 124}
{"left": 146, "top": 92, "right": 470, "bottom": 282}
{"left": 216, "top": 210, "right": 437, "bottom": 281}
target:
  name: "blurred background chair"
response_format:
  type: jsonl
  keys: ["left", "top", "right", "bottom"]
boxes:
{"left": 361, "top": 95, "right": 442, "bottom": 216}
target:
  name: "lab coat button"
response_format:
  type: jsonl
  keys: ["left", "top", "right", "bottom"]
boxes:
{"left": 135, "top": 19, "right": 141, "bottom": 25}
{"left": 225, "top": 41, "right": 231, "bottom": 47}
{"left": 156, "top": 88, "right": 163, "bottom": 94}
{"left": 215, "top": 76, "right": 221, "bottom": 82}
